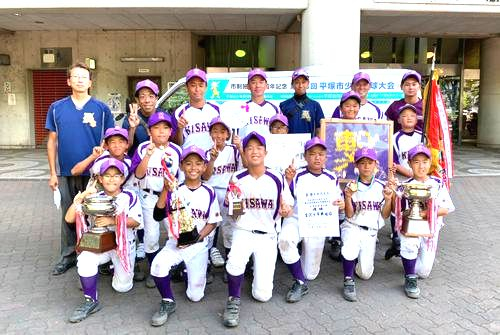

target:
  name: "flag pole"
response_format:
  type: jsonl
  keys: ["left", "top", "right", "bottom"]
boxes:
{"left": 421, "top": 44, "right": 438, "bottom": 143}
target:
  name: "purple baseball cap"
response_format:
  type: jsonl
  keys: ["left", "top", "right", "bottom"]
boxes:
{"left": 351, "top": 72, "right": 371, "bottom": 86}
{"left": 248, "top": 68, "right": 267, "bottom": 82}
{"left": 408, "top": 144, "right": 431, "bottom": 160}
{"left": 100, "top": 158, "right": 125, "bottom": 175}
{"left": 148, "top": 112, "right": 174, "bottom": 128}
{"left": 292, "top": 68, "right": 309, "bottom": 81}
{"left": 304, "top": 137, "right": 327, "bottom": 151}
{"left": 398, "top": 103, "right": 418, "bottom": 115}
{"left": 209, "top": 116, "right": 231, "bottom": 133}
{"left": 401, "top": 70, "right": 422, "bottom": 85}
{"left": 181, "top": 145, "right": 207, "bottom": 163}
{"left": 135, "top": 79, "right": 159, "bottom": 96}
{"left": 354, "top": 147, "right": 377, "bottom": 163}
{"left": 242, "top": 131, "right": 266, "bottom": 149}
{"left": 104, "top": 126, "right": 129, "bottom": 141}
{"left": 340, "top": 90, "right": 361, "bottom": 105}
{"left": 269, "top": 113, "right": 289, "bottom": 128}
{"left": 186, "top": 68, "right": 207, "bottom": 83}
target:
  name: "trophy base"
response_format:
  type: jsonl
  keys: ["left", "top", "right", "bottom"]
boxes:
{"left": 401, "top": 217, "right": 433, "bottom": 237}
{"left": 77, "top": 231, "right": 117, "bottom": 253}
{"left": 177, "top": 228, "right": 200, "bottom": 246}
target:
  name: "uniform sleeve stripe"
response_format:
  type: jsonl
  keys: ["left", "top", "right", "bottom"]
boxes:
{"left": 122, "top": 189, "right": 137, "bottom": 208}
{"left": 206, "top": 102, "right": 220, "bottom": 114}
{"left": 264, "top": 170, "right": 282, "bottom": 220}
{"left": 236, "top": 170, "right": 249, "bottom": 179}
{"left": 201, "top": 184, "right": 216, "bottom": 218}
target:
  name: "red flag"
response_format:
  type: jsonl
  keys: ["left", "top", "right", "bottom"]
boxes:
{"left": 422, "top": 70, "right": 454, "bottom": 190}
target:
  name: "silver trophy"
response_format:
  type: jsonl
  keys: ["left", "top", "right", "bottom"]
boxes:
{"left": 401, "top": 183, "right": 433, "bottom": 237}
{"left": 77, "top": 195, "right": 117, "bottom": 252}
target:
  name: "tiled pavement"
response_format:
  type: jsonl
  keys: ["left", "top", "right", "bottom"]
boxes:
{"left": 0, "top": 146, "right": 499, "bottom": 334}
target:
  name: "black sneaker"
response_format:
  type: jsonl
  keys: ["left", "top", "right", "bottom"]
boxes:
{"left": 98, "top": 262, "right": 113, "bottom": 276}
{"left": 286, "top": 280, "right": 309, "bottom": 303}
{"left": 343, "top": 278, "right": 357, "bottom": 302}
{"left": 223, "top": 297, "right": 240, "bottom": 328}
{"left": 329, "top": 240, "right": 342, "bottom": 262}
{"left": 69, "top": 297, "right": 101, "bottom": 323}
{"left": 404, "top": 275, "right": 420, "bottom": 299}
{"left": 151, "top": 299, "right": 176, "bottom": 327}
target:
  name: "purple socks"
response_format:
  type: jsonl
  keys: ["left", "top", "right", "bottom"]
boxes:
{"left": 402, "top": 257, "right": 417, "bottom": 275}
{"left": 342, "top": 258, "right": 356, "bottom": 278}
{"left": 286, "top": 260, "right": 306, "bottom": 283}
{"left": 152, "top": 275, "right": 174, "bottom": 300}
{"left": 80, "top": 274, "right": 98, "bottom": 301}
{"left": 227, "top": 273, "right": 244, "bottom": 298}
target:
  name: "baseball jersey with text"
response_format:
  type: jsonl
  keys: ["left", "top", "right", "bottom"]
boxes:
{"left": 347, "top": 178, "right": 386, "bottom": 230}
{"left": 174, "top": 102, "right": 220, "bottom": 151}
{"left": 205, "top": 144, "right": 241, "bottom": 190}
{"left": 238, "top": 100, "right": 279, "bottom": 139}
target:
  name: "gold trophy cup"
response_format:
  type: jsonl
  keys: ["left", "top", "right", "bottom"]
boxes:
{"left": 77, "top": 195, "right": 117, "bottom": 253}
{"left": 401, "top": 183, "right": 433, "bottom": 237}
{"left": 170, "top": 194, "right": 200, "bottom": 246}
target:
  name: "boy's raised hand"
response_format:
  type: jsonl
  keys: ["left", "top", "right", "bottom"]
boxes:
{"left": 146, "top": 136, "right": 156, "bottom": 156}
{"left": 128, "top": 103, "right": 140, "bottom": 128}
{"left": 284, "top": 158, "right": 296, "bottom": 183}
{"left": 209, "top": 144, "right": 219, "bottom": 162}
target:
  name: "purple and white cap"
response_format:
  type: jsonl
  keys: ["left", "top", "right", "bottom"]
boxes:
{"left": 248, "top": 68, "right": 267, "bottom": 81}
{"left": 354, "top": 147, "right": 377, "bottom": 163}
{"left": 104, "top": 126, "right": 128, "bottom": 141}
{"left": 398, "top": 103, "right": 418, "bottom": 114}
{"left": 304, "top": 137, "right": 327, "bottom": 151}
{"left": 408, "top": 144, "right": 431, "bottom": 160}
{"left": 340, "top": 90, "right": 361, "bottom": 105}
{"left": 242, "top": 131, "right": 266, "bottom": 149}
{"left": 269, "top": 113, "right": 289, "bottom": 127}
{"left": 135, "top": 79, "right": 159, "bottom": 96}
{"left": 209, "top": 116, "right": 231, "bottom": 133}
{"left": 100, "top": 158, "right": 126, "bottom": 175}
{"left": 292, "top": 68, "right": 309, "bottom": 81}
{"left": 351, "top": 72, "right": 371, "bottom": 86}
{"left": 401, "top": 70, "right": 422, "bottom": 85}
{"left": 181, "top": 145, "right": 208, "bottom": 163}
{"left": 148, "top": 112, "right": 174, "bottom": 128}
{"left": 186, "top": 68, "right": 207, "bottom": 83}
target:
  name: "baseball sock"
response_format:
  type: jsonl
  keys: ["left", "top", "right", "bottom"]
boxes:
{"left": 342, "top": 259, "right": 356, "bottom": 278}
{"left": 80, "top": 274, "right": 98, "bottom": 301}
{"left": 227, "top": 273, "right": 244, "bottom": 298}
{"left": 286, "top": 260, "right": 306, "bottom": 284}
{"left": 137, "top": 229, "right": 144, "bottom": 243}
{"left": 401, "top": 257, "right": 417, "bottom": 275}
{"left": 152, "top": 275, "right": 174, "bottom": 301}
{"left": 146, "top": 250, "right": 159, "bottom": 266}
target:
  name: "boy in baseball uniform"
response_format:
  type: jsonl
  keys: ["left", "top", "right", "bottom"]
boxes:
{"left": 203, "top": 117, "right": 245, "bottom": 269}
{"left": 269, "top": 113, "right": 289, "bottom": 134}
{"left": 341, "top": 148, "right": 393, "bottom": 302}
{"left": 385, "top": 104, "right": 423, "bottom": 260}
{"left": 279, "top": 137, "right": 344, "bottom": 303}
{"left": 131, "top": 112, "right": 182, "bottom": 288}
{"left": 222, "top": 131, "right": 294, "bottom": 328}
{"left": 397, "top": 144, "right": 454, "bottom": 299}
{"left": 149, "top": 145, "right": 221, "bottom": 327}
{"left": 66, "top": 158, "right": 143, "bottom": 322}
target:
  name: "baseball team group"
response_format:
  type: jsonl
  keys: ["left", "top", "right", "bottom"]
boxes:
{"left": 46, "top": 61, "right": 454, "bottom": 327}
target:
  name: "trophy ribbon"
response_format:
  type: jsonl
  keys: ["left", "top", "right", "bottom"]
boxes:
{"left": 75, "top": 205, "right": 88, "bottom": 250}
{"left": 162, "top": 159, "right": 181, "bottom": 239}
{"left": 115, "top": 211, "right": 131, "bottom": 273}
{"left": 425, "top": 197, "right": 438, "bottom": 250}
{"left": 394, "top": 192, "right": 403, "bottom": 233}
{"left": 228, "top": 183, "right": 243, "bottom": 216}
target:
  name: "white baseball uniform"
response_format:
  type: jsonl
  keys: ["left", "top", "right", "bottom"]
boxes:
{"left": 238, "top": 100, "right": 279, "bottom": 140}
{"left": 357, "top": 101, "right": 384, "bottom": 120}
{"left": 174, "top": 102, "right": 220, "bottom": 151}
{"left": 393, "top": 130, "right": 422, "bottom": 181}
{"left": 279, "top": 168, "right": 342, "bottom": 280}
{"left": 225, "top": 168, "right": 294, "bottom": 302}
{"left": 206, "top": 144, "right": 242, "bottom": 248}
{"left": 399, "top": 176, "right": 455, "bottom": 278}
{"left": 77, "top": 189, "right": 144, "bottom": 292}
{"left": 341, "top": 178, "right": 386, "bottom": 280}
{"left": 150, "top": 183, "right": 221, "bottom": 302}
{"left": 131, "top": 141, "right": 181, "bottom": 253}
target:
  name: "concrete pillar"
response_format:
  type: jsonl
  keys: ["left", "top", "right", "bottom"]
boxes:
{"left": 404, "top": 37, "right": 415, "bottom": 65}
{"left": 301, "top": 0, "right": 360, "bottom": 73}
{"left": 258, "top": 36, "right": 276, "bottom": 69}
{"left": 478, "top": 37, "right": 500, "bottom": 148}
{"left": 418, "top": 37, "right": 428, "bottom": 64}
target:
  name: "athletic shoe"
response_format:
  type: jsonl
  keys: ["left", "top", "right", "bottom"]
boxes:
{"left": 146, "top": 275, "right": 156, "bottom": 288}
{"left": 98, "top": 262, "right": 113, "bottom": 276}
{"left": 223, "top": 297, "right": 240, "bottom": 328}
{"left": 343, "top": 278, "right": 357, "bottom": 302}
{"left": 151, "top": 299, "right": 176, "bottom": 327}
{"left": 286, "top": 280, "right": 309, "bottom": 303}
{"left": 404, "top": 275, "right": 420, "bottom": 299}
{"left": 136, "top": 242, "right": 146, "bottom": 261}
{"left": 52, "top": 257, "right": 76, "bottom": 276}
{"left": 210, "top": 247, "right": 225, "bottom": 268}
{"left": 69, "top": 297, "right": 101, "bottom": 323}
{"left": 133, "top": 262, "right": 145, "bottom": 282}
{"left": 329, "top": 240, "right": 342, "bottom": 262}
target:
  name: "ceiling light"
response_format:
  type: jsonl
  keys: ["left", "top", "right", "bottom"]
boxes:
{"left": 13, "top": 13, "right": 21, "bottom": 16}
{"left": 360, "top": 51, "right": 371, "bottom": 59}
{"left": 235, "top": 50, "right": 246, "bottom": 58}
{"left": 426, "top": 51, "right": 435, "bottom": 59}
